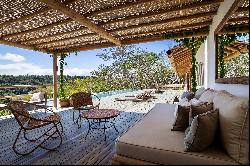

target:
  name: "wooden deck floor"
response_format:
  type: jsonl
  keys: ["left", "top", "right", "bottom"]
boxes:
{"left": 0, "top": 108, "right": 145, "bottom": 165}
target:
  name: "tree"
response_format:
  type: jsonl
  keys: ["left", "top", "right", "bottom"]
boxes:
{"left": 224, "top": 53, "right": 249, "bottom": 77}
{"left": 217, "top": 34, "right": 237, "bottom": 78}
{"left": 92, "top": 45, "right": 176, "bottom": 90}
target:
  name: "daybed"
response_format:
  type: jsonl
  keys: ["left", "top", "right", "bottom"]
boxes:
{"left": 111, "top": 89, "right": 249, "bottom": 165}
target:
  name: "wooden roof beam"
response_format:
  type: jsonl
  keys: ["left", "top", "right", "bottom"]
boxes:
{"left": 236, "top": 7, "right": 249, "bottom": 13}
{"left": 22, "top": 0, "right": 220, "bottom": 44}
{"left": 39, "top": 0, "right": 121, "bottom": 46}
{"left": 219, "top": 24, "right": 249, "bottom": 34}
{"left": 227, "top": 17, "right": 249, "bottom": 24}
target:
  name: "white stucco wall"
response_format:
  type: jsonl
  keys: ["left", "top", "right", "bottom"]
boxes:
{"left": 196, "top": 42, "right": 205, "bottom": 63}
{"left": 205, "top": 0, "right": 249, "bottom": 98}
{"left": 195, "top": 42, "right": 206, "bottom": 87}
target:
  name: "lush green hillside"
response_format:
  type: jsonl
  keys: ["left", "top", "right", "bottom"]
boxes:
{"left": 0, "top": 75, "right": 84, "bottom": 96}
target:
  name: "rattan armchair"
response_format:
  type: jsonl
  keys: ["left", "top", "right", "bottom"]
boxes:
{"left": 69, "top": 92, "right": 100, "bottom": 128}
{"left": 7, "top": 101, "right": 63, "bottom": 155}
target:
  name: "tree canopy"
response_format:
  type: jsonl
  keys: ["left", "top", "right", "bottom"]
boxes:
{"left": 91, "top": 45, "right": 180, "bottom": 90}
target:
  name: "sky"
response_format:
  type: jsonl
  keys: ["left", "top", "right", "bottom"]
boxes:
{"left": 0, "top": 40, "right": 178, "bottom": 76}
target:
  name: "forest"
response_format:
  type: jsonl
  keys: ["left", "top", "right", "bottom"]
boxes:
{"left": 0, "top": 75, "right": 84, "bottom": 96}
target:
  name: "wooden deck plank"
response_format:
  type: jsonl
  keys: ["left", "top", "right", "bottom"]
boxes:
{"left": 0, "top": 108, "right": 145, "bottom": 165}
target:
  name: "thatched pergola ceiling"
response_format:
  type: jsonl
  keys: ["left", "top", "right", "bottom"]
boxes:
{"left": 222, "top": 0, "right": 249, "bottom": 33}
{"left": 167, "top": 44, "right": 192, "bottom": 77}
{"left": 167, "top": 39, "right": 249, "bottom": 77}
{"left": 0, "top": 0, "right": 225, "bottom": 53}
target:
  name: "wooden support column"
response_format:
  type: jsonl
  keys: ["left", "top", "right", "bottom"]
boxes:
{"left": 185, "top": 73, "right": 190, "bottom": 91}
{"left": 53, "top": 54, "right": 58, "bottom": 108}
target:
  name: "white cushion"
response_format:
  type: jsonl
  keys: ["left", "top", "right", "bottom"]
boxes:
{"left": 31, "top": 92, "right": 45, "bottom": 102}
{"left": 194, "top": 87, "right": 206, "bottom": 99}
{"left": 178, "top": 98, "right": 191, "bottom": 107}
{"left": 189, "top": 98, "right": 203, "bottom": 106}
{"left": 199, "top": 89, "right": 217, "bottom": 103}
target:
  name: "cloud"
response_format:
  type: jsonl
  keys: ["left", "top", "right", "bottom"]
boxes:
{"left": 0, "top": 53, "right": 25, "bottom": 62}
{"left": 64, "top": 67, "right": 92, "bottom": 76}
{"left": 0, "top": 63, "right": 93, "bottom": 76}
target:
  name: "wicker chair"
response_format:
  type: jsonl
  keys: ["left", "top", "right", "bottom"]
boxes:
{"left": 69, "top": 92, "right": 100, "bottom": 128}
{"left": 7, "top": 101, "right": 63, "bottom": 155}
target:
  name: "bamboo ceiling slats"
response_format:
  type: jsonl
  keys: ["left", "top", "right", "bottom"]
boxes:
{"left": 0, "top": 0, "right": 224, "bottom": 53}
{"left": 23, "top": 5, "right": 215, "bottom": 47}
{"left": 167, "top": 44, "right": 192, "bottom": 77}
{"left": 39, "top": 0, "right": 121, "bottom": 45}
{"left": 0, "top": 0, "right": 47, "bottom": 25}
{"left": 38, "top": 19, "right": 211, "bottom": 49}
{"left": 224, "top": 40, "right": 249, "bottom": 61}
{"left": 20, "top": 0, "right": 220, "bottom": 45}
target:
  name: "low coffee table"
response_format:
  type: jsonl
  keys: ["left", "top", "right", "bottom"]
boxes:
{"left": 81, "top": 109, "right": 120, "bottom": 141}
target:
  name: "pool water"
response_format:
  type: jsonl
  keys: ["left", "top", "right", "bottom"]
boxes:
{"left": 93, "top": 89, "right": 137, "bottom": 99}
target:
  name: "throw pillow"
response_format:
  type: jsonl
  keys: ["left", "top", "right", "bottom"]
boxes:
{"left": 184, "top": 109, "right": 219, "bottom": 152}
{"left": 189, "top": 98, "right": 202, "bottom": 106}
{"left": 172, "top": 105, "right": 190, "bottom": 131}
{"left": 199, "top": 89, "right": 217, "bottom": 103}
{"left": 194, "top": 87, "right": 206, "bottom": 99}
{"left": 181, "top": 91, "right": 195, "bottom": 101}
{"left": 213, "top": 91, "right": 249, "bottom": 164}
{"left": 31, "top": 92, "right": 45, "bottom": 102}
{"left": 178, "top": 98, "right": 191, "bottom": 107}
{"left": 189, "top": 102, "right": 213, "bottom": 125}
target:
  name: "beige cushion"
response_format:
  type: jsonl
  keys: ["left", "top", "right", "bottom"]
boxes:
{"left": 199, "top": 89, "right": 217, "bottom": 103}
{"left": 184, "top": 109, "right": 219, "bottom": 152}
{"left": 172, "top": 105, "right": 190, "bottom": 131}
{"left": 115, "top": 103, "right": 238, "bottom": 165}
{"left": 213, "top": 91, "right": 249, "bottom": 165}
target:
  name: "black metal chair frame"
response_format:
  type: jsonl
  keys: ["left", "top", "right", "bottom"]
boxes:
{"left": 71, "top": 93, "right": 100, "bottom": 128}
{"left": 8, "top": 101, "right": 63, "bottom": 155}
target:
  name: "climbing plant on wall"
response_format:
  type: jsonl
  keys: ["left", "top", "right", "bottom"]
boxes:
{"left": 59, "top": 52, "right": 69, "bottom": 100}
{"left": 176, "top": 37, "right": 206, "bottom": 92}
